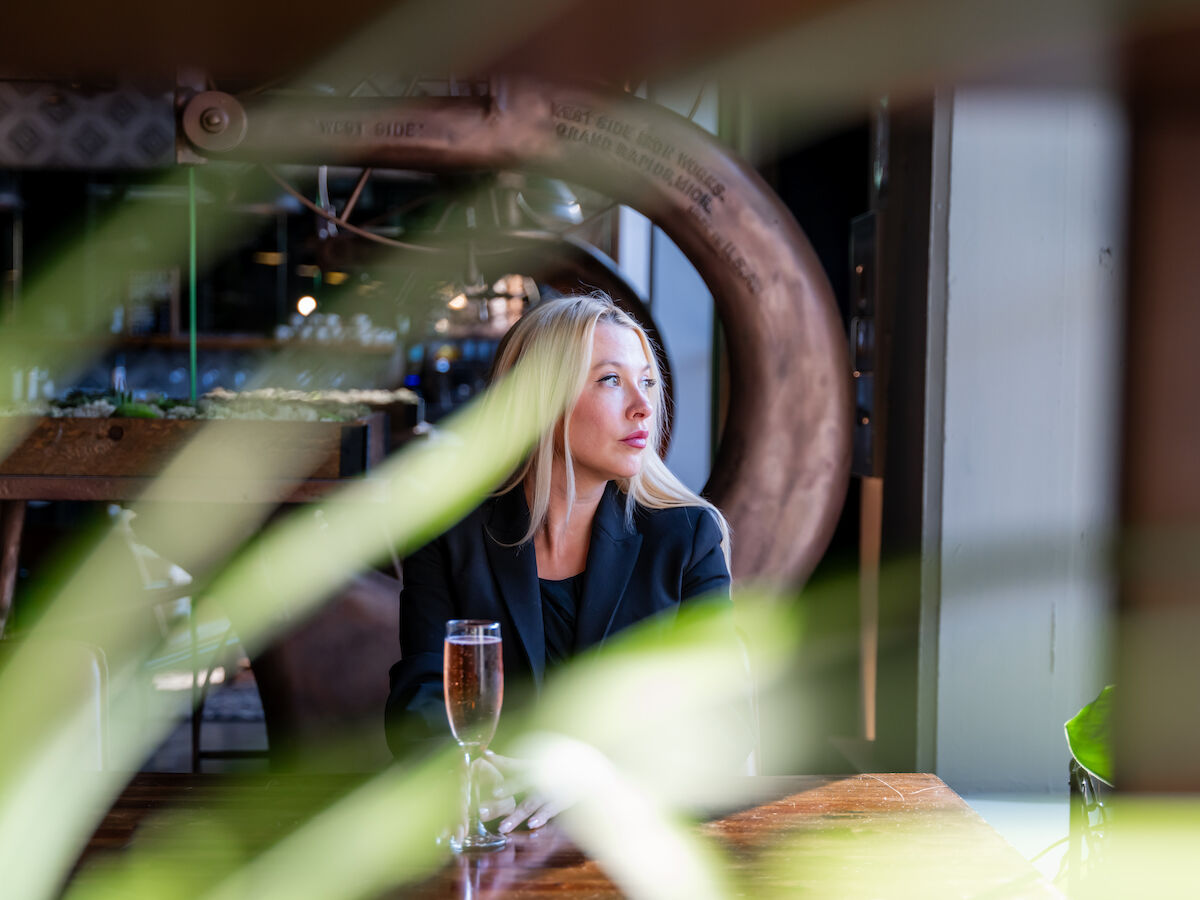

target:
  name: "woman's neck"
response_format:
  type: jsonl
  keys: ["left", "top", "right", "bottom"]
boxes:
{"left": 526, "top": 463, "right": 606, "bottom": 580}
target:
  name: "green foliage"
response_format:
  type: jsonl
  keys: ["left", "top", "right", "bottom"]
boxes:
{"left": 1065, "top": 684, "right": 1115, "bottom": 787}
{"left": 112, "top": 400, "right": 165, "bottom": 419}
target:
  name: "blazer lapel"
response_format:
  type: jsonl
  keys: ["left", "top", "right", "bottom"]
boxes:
{"left": 483, "top": 489, "right": 545, "bottom": 688}
{"left": 576, "top": 484, "right": 643, "bottom": 649}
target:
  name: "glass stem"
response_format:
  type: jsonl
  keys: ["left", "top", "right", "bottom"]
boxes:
{"left": 464, "top": 748, "right": 482, "bottom": 836}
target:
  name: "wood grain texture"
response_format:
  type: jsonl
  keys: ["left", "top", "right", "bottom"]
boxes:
{"left": 0, "top": 475, "right": 380, "bottom": 503}
{"left": 73, "top": 773, "right": 1053, "bottom": 897}
{"left": 0, "top": 415, "right": 383, "bottom": 482}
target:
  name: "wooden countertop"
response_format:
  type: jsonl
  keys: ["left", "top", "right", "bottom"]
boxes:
{"left": 72, "top": 772, "right": 1056, "bottom": 898}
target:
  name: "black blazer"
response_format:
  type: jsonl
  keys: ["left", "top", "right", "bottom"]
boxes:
{"left": 385, "top": 482, "right": 730, "bottom": 755}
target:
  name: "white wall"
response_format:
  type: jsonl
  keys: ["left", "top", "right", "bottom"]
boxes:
{"left": 650, "top": 227, "right": 714, "bottom": 494}
{"left": 929, "top": 88, "right": 1124, "bottom": 792}
{"left": 617, "top": 206, "right": 652, "bottom": 301}
{"left": 616, "top": 81, "right": 719, "bottom": 495}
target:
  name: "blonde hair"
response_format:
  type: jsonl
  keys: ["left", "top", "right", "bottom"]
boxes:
{"left": 490, "top": 292, "right": 731, "bottom": 567}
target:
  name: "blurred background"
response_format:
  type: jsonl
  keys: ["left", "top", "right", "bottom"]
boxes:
{"left": 2, "top": 0, "right": 1200, "bottom": 890}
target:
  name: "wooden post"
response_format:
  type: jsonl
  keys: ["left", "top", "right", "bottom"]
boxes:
{"left": 1116, "top": 27, "right": 1200, "bottom": 791}
{"left": 0, "top": 499, "right": 26, "bottom": 638}
{"left": 859, "top": 476, "right": 883, "bottom": 741}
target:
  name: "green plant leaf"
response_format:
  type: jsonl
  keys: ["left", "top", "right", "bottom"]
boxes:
{"left": 113, "top": 401, "right": 164, "bottom": 418}
{"left": 1065, "top": 684, "right": 1115, "bottom": 786}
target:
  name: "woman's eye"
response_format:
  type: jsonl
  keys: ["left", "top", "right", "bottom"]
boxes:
{"left": 642, "top": 378, "right": 658, "bottom": 389}
{"left": 598, "top": 374, "right": 620, "bottom": 386}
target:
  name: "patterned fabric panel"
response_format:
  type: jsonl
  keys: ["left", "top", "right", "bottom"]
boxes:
{"left": 0, "top": 81, "right": 174, "bottom": 169}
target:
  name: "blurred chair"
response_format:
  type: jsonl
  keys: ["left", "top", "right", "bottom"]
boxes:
{"left": 113, "top": 504, "right": 254, "bottom": 772}
{"left": 0, "top": 637, "right": 109, "bottom": 769}
{"left": 248, "top": 569, "right": 400, "bottom": 772}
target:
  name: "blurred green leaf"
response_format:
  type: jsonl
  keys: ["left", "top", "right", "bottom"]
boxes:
{"left": 66, "top": 751, "right": 460, "bottom": 900}
{"left": 759, "top": 803, "right": 1051, "bottom": 899}
{"left": 1065, "top": 684, "right": 1115, "bottom": 787}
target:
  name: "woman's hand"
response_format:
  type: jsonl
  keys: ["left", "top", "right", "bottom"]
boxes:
{"left": 472, "top": 756, "right": 516, "bottom": 824}
{"left": 475, "top": 751, "right": 572, "bottom": 833}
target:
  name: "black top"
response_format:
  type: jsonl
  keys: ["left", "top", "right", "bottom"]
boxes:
{"left": 385, "top": 482, "right": 732, "bottom": 756}
{"left": 538, "top": 573, "right": 581, "bottom": 668}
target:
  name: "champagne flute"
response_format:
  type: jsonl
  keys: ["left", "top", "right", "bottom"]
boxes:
{"left": 444, "top": 619, "right": 507, "bottom": 852}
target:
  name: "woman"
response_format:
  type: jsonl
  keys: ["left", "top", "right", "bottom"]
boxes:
{"left": 385, "top": 292, "right": 732, "bottom": 827}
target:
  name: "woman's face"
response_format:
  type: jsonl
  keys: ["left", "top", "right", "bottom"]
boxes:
{"left": 565, "top": 322, "right": 656, "bottom": 489}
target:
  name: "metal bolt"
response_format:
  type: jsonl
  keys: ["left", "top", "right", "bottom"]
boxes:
{"left": 200, "top": 107, "right": 228, "bottom": 134}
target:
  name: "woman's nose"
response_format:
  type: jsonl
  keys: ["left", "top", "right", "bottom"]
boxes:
{"left": 629, "top": 388, "right": 651, "bottom": 419}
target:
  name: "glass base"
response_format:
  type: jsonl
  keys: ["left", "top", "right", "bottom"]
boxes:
{"left": 449, "top": 826, "right": 508, "bottom": 853}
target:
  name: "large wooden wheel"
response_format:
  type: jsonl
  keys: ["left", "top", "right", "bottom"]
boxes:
{"left": 182, "top": 79, "right": 851, "bottom": 583}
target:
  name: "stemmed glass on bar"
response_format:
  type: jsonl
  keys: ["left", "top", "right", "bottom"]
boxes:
{"left": 444, "top": 619, "right": 507, "bottom": 852}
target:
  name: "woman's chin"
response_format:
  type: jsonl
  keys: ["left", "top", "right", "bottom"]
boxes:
{"left": 615, "top": 459, "right": 643, "bottom": 480}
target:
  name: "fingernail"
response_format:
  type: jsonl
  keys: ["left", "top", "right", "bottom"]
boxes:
{"left": 498, "top": 821, "right": 513, "bottom": 834}
{"left": 493, "top": 786, "right": 507, "bottom": 798}
{"left": 528, "top": 818, "right": 542, "bottom": 829}
{"left": 478, "top": 807, "right": 490, "bottom": 819}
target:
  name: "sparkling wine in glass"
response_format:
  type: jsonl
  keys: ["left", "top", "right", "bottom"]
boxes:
{"left": 444, "top": 619, "right": 506, "bottom": 852}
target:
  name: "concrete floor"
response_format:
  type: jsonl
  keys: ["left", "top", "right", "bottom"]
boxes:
{"left": 964, "top": 793, "right": 1071, "bottom": 886}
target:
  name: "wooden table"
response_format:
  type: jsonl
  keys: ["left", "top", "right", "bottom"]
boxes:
{"left": 0, "top": 413, "right": 390, "bottom": 636}
{"left": 73, "top": 773, "right": 1056, "bottom": 897}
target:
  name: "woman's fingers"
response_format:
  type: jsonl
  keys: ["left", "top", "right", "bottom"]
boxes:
{"left": 525, "top": 797, "right": 569, "bottom": 830}
{"left": 483, "top": 751, "right": 528, "bottom": 778}
{"left": 482, "top": 753, "right": 574, "bottom": 831}
{"left": 498, "top": 795, "right": 544, "bottom": 834}
{"left": 477, "top": 794, "right": 516, "bottom": 822}
{"left": 497, "top": 793, "right": 571, "bottom": 833}
{"left": 472, "top": 756, "right": 519, "bottom": 821}
{"left": 472, "top": 757, "right": 504, "bottom": 788}
{"left": 472, "top": 757, "right": 514, "bottom": 800}
{"left": 482, "top": 751, "right": 532, "bottom": 796}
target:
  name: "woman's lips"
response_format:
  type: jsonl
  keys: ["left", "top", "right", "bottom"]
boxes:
{"left": 621, "top": 431, "right": 649, "bottom": 449}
